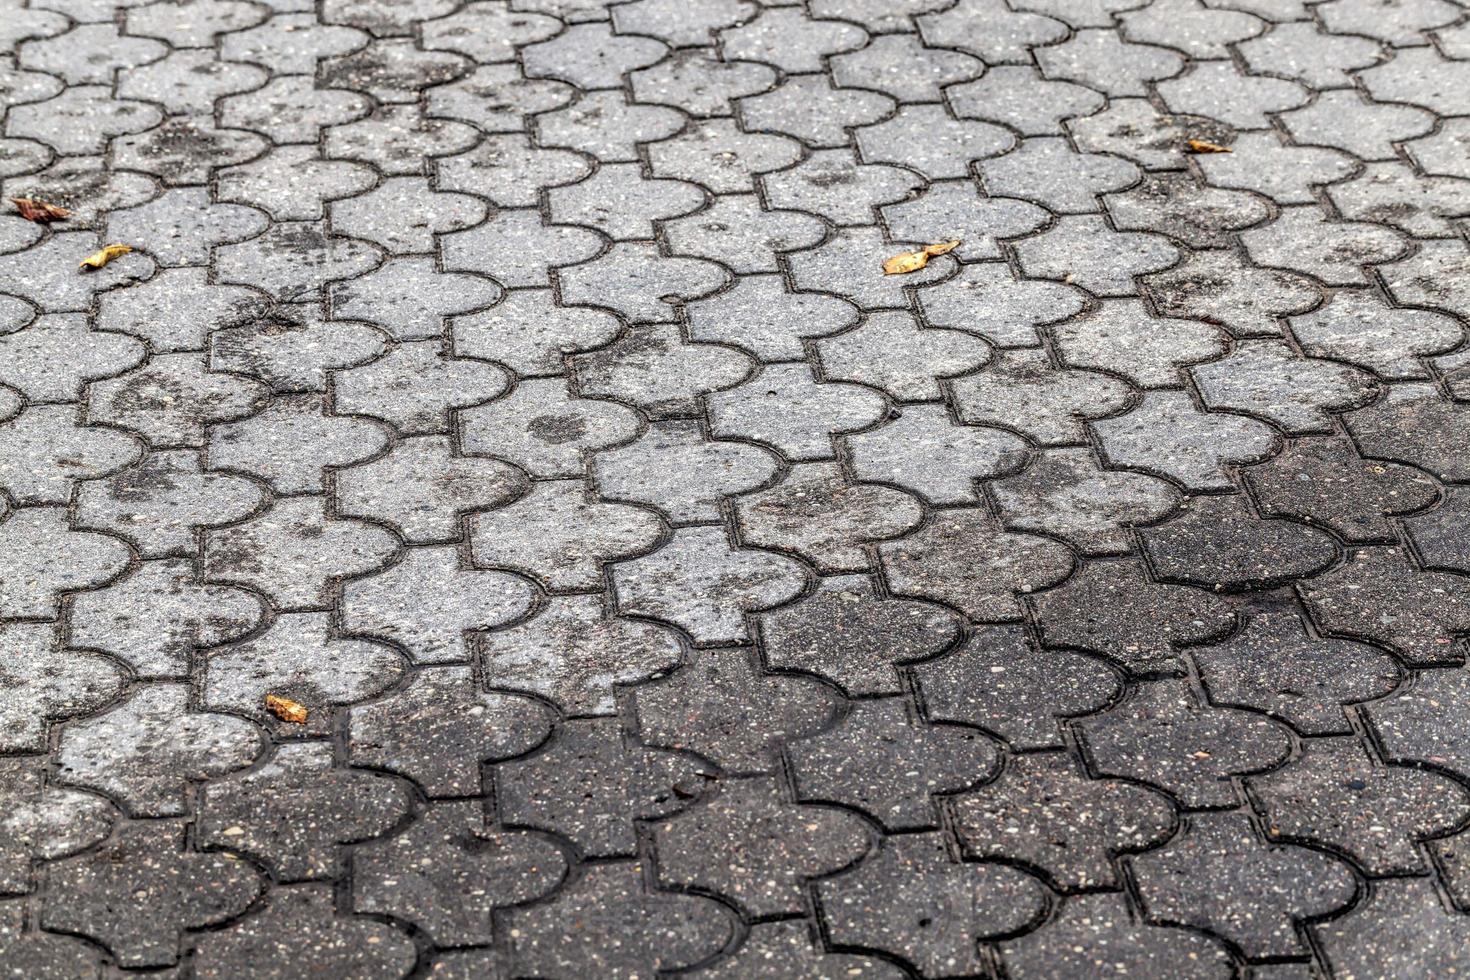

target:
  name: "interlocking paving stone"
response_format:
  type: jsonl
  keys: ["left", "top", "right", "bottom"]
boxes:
{"left": 1404, "top": 486, "right": 1470, "bottom": 574}
{"left": 788, "top": 697, "right": 1000, "bottom": 830}
{"left": 203, "top": 612, "right": 406, "bottom": 735}
{"left": 194, "top": 884, "right": 416, "bottom": 979}
{"left": 633, "top": 646, "right": 837, "bottom": 772}
{"left": 651, "top": 774, "right": 870, "bottom": 916}
{"left": 815, "top": 831, "right": 1048, "bottom": 977}
{"left": 991, "top": 446, "right": 1179, "bottom": 554}
{"left": 481, "top": 594, "right": 682, "bottom": 713}
{"left": 1299, "top": 546, "right": 1470, "bottom": 666}
{"left": 7, "top": 2, "right": 1470, "bottom": 974}
{"left": 1139, "top": 493, "right": 1339, "bottom": 591}
{"left": 0, "top": 622, "right": 124, "bottom": 755}
{"left": 56, "top": 684, "right": 263, "bottom": 817}
{"left": 1000, "top": 892, "right": 1234, "bottom": 979}
{"left": 733, "top": 460, "right": 923, "bottom": 571}
{"left": 952, "top": 347, "right": 1132, "bottom": 445}
{"left": 916, "top": 625, "right": 1121, "bottom": 749}
{"left": 504, "top": 861, "right": 733, "bottom": 976}
{"left": 756, "top": 573, "right": 963, "bottom": 695}
{"left": 1249, "top": 736, "right": 1470, "bottom": 876}
{"left": 694, "top": 919, "right": 904, "bottom": 978}
{"left": 197, "top": 742, "right": 409, "bottom": 882}
{"left": 1317, "top": 876, "right": 1470, "bottom": 978}
{"left": 1193, "top": 611, "right": 1401, "bottom": 735}
{"left": 346, "top": 665, "right": 554, "bottom": 798}
{"left": 952, "top": 751, "right": 1175, "bottom": 889}
{"left": 1032, "top": 557, "right": 1235, "bottom": 675}
{"left": 1105, "top": 172, "right": 1270, "bottom": 247}
{"left": 1078, "top": 677, "right": 1293, "bottom": 807}
{"left": 879, "top": 509, "right": 1073, "bottom": 621}
{"left": 1288, "top": 290, "right": 1465, "bottom": 380}
{"left": 1243, "top": 434, "right": 1440, "bottom": 541}
{"left": 351, "top": 799, "right": 566, "bottom": 945}
{"left": 572, "top": 320, "right": 753, "bottom": 417}
{"left": 496, "top": 717, "right": 708, "bottom": 857}
{"left": 813, "top": 309, "right": 992, "bottom": 399}
{"left": 1053, "top": 298, "right": 1226, "bottom": 387}
{"left": 468, "top": 478, "right": 663, "bottom": 588}
{"left": 0, "top": 901, "right": 103, "bottom": 976}
{"left": 0, "top": 758, "right": 114, "bottom": 895}
{"left": 42, "top": 820, "right": 263, "bottom": 968}
{"left": 1129, "top": 811, "right": 1357, "bottom": 958}
{"left": 68, "top": 559, "right": 264, "bottom": 678}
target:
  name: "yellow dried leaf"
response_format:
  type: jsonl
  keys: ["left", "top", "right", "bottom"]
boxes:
{"left": 78, "top": 243, "right": 133, "bottom": 270}
{"left": 1185, "top": 138, "right": 1232, "bottom": 154}
{"left": 265, "top": 694, "right": 308, "bottom": 725}
{"left": 883, "top": 250, "right": 931, "bottom": 275}
{"left": 882, "top": 239, "right": 961, "bottom": 276}
{"left": 10, "top": 197, "right": 71, "bottom": 223}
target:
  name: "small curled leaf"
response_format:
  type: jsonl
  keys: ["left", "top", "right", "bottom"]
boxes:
{"left": 78, "top": 244, "right": 133, "bottom": 270}
{"left": 1185, "top": 138, "right": 1232, "bottom": 154}
{"left": 882, "top": 239, "right": 961, "bottom": 276}
{"left": 10, "top": 197, "right": 72, "bottom": 223}
{"left": 265, "top": 693, "right": 309, "bottom": 725}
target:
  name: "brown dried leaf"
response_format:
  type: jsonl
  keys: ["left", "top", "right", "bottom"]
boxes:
{"left": 1185, "top": 138, "right": 1232, "bottom": 154}
{"left": 78, "top": 243, "right": 133, "bottom": 271}
{"left": 265, "top": 694, "right": 308, "bottom": 725}
{"left": 10, "top": 197, "right": 72, "bottom": 223}
{"left": 882, "top": 239, "right": 962, "bottom": 276}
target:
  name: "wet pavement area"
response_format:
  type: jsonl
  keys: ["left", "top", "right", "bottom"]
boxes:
{"left": 5, "top": 0, "right": 1470, "bottom": 976}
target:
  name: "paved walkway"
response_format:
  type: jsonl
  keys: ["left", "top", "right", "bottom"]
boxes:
{"left": 4, "top": 0, "right": 1470, "bottom": 976}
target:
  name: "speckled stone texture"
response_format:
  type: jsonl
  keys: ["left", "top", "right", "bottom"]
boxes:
{"left": 4, "top": 0, "right": 1470, "bottom": 976}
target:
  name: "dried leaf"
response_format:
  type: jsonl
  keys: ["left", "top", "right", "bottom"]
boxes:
{"left": 10, "top": 197, "right": 72, "bottom": 223}
{"left": 265, "top": 694, "right": 308, "bottom": 725}
{"left": 883, "top": 251, "right": 931, "bottom": 276}
{"left": 1185, "top": 138, "right": 1232, "bottom": 154}
{"left": 882, "top": 239, "right": 962, "bottom": 276}
{"left": 78, "top": 243, "right": 133, "bottom": 270}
